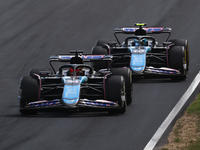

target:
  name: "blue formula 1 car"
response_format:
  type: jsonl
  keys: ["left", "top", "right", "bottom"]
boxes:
{"left": 92, "top": 23, "right": 189, "bottom": 81}
{"left": 18, "top": 50, "right": 132, "bottom": 115}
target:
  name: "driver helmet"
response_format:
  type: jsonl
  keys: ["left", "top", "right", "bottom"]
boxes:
{"left": 68, "top": 67, "right": 84, "bottom": 76}
{"left": 76, "top": 68, "right": 84, "bottom": 76}
{"left": 68, "top": 68, "right": 74, "bottom": 76}
{"left": 132, "top": 39, "right": 139, "bottom": 46}
{"left": 141, "top": 39, "right": 148, "bottom": 46}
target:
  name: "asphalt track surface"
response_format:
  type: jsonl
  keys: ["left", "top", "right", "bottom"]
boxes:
{"left": 0, "top": 1, "right": 200, "bottom": 150}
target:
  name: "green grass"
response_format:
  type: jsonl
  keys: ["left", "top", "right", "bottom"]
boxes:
{"left": 187, "top": 138, "right": 200, "bottom": 150}
{"left": 187, "top": 94, "right": 200, "bottom": 132}
{"left": 187, "top": 94, "right": 200, "bottom": 116}
{"left": 162, "top": 94, "right": 200, "bottom": 150}
{"left": 173, "top": 120, "right": 183, "bottom": 136}
{"left": 197, "top": 119, "right": 200, "bottom": 132}
{"left": 174, "top": 137, "right": 181, "bottom": 143}
{"left": 186, "top": 94, "right": 200, "bottom": 149}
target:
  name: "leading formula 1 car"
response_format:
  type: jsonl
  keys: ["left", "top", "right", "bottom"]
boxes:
{"left": 92, "top": 23, "right": 189, "bottom": 81}
{"left": 18, "top": 50, "right": 132, "bottom": 115}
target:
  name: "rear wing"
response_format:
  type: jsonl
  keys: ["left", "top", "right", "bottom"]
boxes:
{"left": 114, "top": 23, "right": 172, "bottom": 44}
{"left": 49, "top": 54, "right": 113, "bottom": 62}
{"left": 114, "top": 26, "right": 171, "bottom": 34}
{"left": 49, "top": 50, "right": 113, "bottom": 73}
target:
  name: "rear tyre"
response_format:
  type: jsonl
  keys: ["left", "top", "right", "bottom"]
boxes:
{"left": 29, "top": 68, "right": 52, "bottom": 78}
{"left": 19, "top": 76, "right": 39, "bottom": 115}
{"left": 169, "top": 46, "right": 187, "bottom": 81}
{"left": 91, "top": 46, "right": 109, "bottom": 71}
{"left": 29, "top": 68, "right": 40, "bottom": 77}
{"left": 169, "top": 39, "right": 189, "bottom": 71}
{"left": 96, "top": 39, "right": 111, "bottom": 46}
{"left": 106, "top": 75, "right": 126, "bottom": 114}
{"left": 111, "top": 68, "right": 132, "bottom": 105}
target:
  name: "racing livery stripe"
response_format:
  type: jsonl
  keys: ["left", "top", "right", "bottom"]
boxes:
{"left": 122, "top": 27, "right": 163, "bottom": 32}
{"left": 58, "top": 55, "right": 104, "bottom": 60}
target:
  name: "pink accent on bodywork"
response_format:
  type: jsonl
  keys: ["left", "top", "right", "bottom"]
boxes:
{"left": 33, "top": 73, "right": 41, "bottom": 100}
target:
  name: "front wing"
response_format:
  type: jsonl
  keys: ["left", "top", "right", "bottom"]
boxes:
{"left": 22, "top": 99, "right": 119, "bottom": 109}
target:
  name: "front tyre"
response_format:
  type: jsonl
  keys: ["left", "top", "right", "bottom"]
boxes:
{"left": 111, "top": 67, "right": 132, "bottom": 105}
{"left": 169, "top": 39, "right": 189, "bottom": 71}
{"left": 106, "top": 75, "right": 126, "bottom": 114}
{"left": 169, "top": 46, "right": 187, "bottom": 81}
{"left": 19, "top": 76, "right": 39, "bottom": 115}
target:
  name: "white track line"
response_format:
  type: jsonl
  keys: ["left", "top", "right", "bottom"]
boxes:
{"left": 143, "top": 71, "right": 200, "bottom": 150}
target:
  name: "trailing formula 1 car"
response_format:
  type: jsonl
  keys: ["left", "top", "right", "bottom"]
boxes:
{"left": 92, "top": 23, "right": 189, "bottom": 81}
{"left": 18, "top": 50, "right": 132, "bottom": 115}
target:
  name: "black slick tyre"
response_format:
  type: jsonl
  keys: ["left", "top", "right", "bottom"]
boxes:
{"left": 169, "top": 46, "right": 187, "bottom": 81}
{"left": 19, "top": 76, "right": 39, "bottom": 115}
{"left": 29, "top": 68, "right": 52, "bottom": 78}
{"left": 29, "top": 68, "right": 40, "bottom": 77}
{"left": 96, "top": 39, "right": 111, "bottom": 46}
{"left": 91, "top": 46, "right": 108, "bottom": 71}
{"left": 110, "top": 67, "right": 132, "bottom": 105}
{"left": 169, "top": 39, "right": 189, "bottom": 71}
{"left": 106, "top": 75, "right": 126, "bottom": 114}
